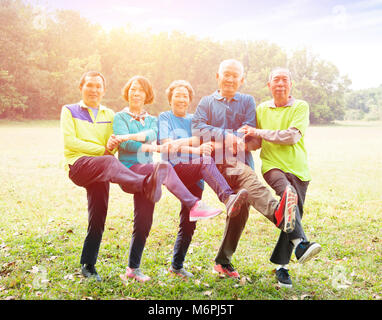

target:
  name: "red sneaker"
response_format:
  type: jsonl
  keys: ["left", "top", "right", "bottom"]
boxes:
{"left": 124, "top": 267, "right": 151, "bottom": 283}
{"left": 213, "top": 263, "right": 240, "bottom": 279}
{"left": 274, "top": 185, "right": 297, "bottom": 233}
{"left": 225, "top": 189, "right": 249, "bottom": 218}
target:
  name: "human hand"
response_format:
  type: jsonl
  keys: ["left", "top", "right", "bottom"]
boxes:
{"left": 158, "top": 141, "right": 171, "bottom": 153}
{"left": 106, "top": 134, "right": 122, "bottom": 151}
{"left": 224, "top": 133, "right": 241, "bottom": 155}
{"left": 238, "top": 125, "right": 259, "bottom": 137}
{"left": 199, "top": 142, "right": 214, "bottom": 156}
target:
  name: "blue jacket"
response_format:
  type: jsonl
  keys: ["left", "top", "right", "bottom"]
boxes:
{"left": 192, "top": 90, "right": 256, "bottom": 169}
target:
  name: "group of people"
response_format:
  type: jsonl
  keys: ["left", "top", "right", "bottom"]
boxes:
{"left": 60, "top": 59, "right": 321, "bottom": 289}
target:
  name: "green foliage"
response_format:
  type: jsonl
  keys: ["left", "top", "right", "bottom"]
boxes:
{"left": 345, "top": 85, "right": 382, "bottom": 121}
{"left": 0, "top": 0, "right": 352, "bottom": 123}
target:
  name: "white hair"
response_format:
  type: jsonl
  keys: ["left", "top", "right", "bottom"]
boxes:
{"left": 269, "top": 67, "right": 292, "bottom": 82}
{"left": 218, "top": 59, "right": 244, "bottom": 78}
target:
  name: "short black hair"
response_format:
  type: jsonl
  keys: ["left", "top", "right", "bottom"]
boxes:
{"left": 79, "top": 71, "right": 106, "bottom": 90}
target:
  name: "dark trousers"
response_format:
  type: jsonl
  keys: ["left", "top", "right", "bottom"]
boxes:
{"left": 214, "top": 162, "right": 278, "bottom": 265}
{"left": 128, "top": 158, "right": 226, "bottom": 269}
{"left": 127, "top": 162, "right": 200, "bottom": 268}
{"left": 68, "top": 156, "right": 147, "bottom": 265}
{"left": 170, "top": 183, "right": 202, "bottom": 270}
{"left": 174, "top": 156, "right": 233, "bottom": 202}
{"left": 172, "top": 156, "right": 232, "bottom": 269}
{"left": 263, "top": 168, "right": 309, "bottom": 265}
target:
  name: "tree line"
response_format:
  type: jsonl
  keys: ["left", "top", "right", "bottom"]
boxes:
{"left": 344, "top": 86, "right": 382, "bottom": 121}
{"left": 2, "top": 0, "right": 378, "bottom": 123}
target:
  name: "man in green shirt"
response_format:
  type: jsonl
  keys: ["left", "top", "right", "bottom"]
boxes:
{"left": 239, "top": 67, "right": 321, "bottom": 288}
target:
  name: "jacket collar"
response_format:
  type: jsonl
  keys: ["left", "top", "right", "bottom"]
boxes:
{"left": 212, "top": 90, "right": 240, "bottom": 102}
{"left": 79, "top": 100, "right": 107, "bottom": 111}
{"left": 269, "top": 96, "right": 295, "bottom": 108}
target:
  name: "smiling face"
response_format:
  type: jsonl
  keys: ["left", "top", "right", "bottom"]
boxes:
{"left": 216, "top": 61, "right": 244, "bottom": 100}
{"left": 80, "top": 76, "right": 105, "bottom": 108}
{"left": 128, "top": 80, "right": 147, "bottom": 111}
{"left": 170, "top": 86, "right": 190, "bottom": 117}
{"left": 268, "top": 69, "right": 292, "bottom": 103}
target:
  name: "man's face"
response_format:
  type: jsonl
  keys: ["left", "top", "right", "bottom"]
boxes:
{"left": 268, "top": 70, "right": 292, "bottom": 101}
{"left": 216, "top": 63, "right": 244, "bottom": 99}
{"left": 80, "top": 76, "right": 105, "bottom": 108}
{"left": 170, "top": 86, "right": 190, "bottom": 117}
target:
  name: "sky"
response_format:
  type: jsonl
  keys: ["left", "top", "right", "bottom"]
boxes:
{"left": 31, "top": 0, "right": 382, "bottom": 90}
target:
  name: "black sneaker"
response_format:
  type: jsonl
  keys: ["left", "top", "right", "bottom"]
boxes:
{"left": 276, "top": 267, "right": 292, "bottom": 288}
{"left": 81, "top": 264, "right": 102, "bottom": 282}
{"left": 295, "top": 241, "right": 322, "bottom": 264}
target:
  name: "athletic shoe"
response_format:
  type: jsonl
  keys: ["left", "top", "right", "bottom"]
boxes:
{"left": 295, "top": 241, "right": 322, "bottom": 264}
{"left": 189, "top": 200, "right": 222, "bottom": 222}
{"left": 81, "top": 264, "right": 102, "bottom": 282}
{"left": 144, "top": 162, "right": 169, "bottom": 203}
{"left": 275, "top": 267, "right": 293, "bottom": 288}
{"left": 274, "top": 185, "right": 298, "bottom": 233}
{"left": 225, "top": 189, "right": 249, "bottom": 218}
{"left": 169, "top": 266, "right": 194, "bottom": 278}
{"left": 213, "top": 263, "right": 240, "bottom": 279}
{"left": 124, "top": 267, "right": 151, "bottom": 283}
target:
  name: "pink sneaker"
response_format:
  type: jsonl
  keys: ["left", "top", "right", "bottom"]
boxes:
{"left": 124, "top": 267, "right": 151, "bottom": 283}
{"left": 189, "top": 200, "right": 222, "bottom": 222}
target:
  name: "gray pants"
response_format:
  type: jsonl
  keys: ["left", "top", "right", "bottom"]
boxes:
{"left": 215, "top": 162, "right": 279, "bottom": 265}
{"left": 263, "top": 168, "right": 309, "bottom": 265}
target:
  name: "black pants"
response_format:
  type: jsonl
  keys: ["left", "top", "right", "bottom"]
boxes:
{"left": 263, "top": 168, "right": 309, "bottom": 265}
{"left": 68, "top": 156, "right": 147, "bottom": 265}
{"left": 127, "top": 163, "right": 202, "bottom": 269}
{"left": 171, "top": 181, "right": 202, "bottom": 270}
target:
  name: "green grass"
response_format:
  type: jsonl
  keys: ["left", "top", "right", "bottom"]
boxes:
{"left": 0, "top": 120, "right": 381, "bottom": 300}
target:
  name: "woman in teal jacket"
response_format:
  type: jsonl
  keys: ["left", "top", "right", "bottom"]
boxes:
{"left": 113, "top": 76, "right": 233, "bottom": 282}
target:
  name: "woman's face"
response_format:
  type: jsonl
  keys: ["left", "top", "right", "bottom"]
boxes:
{"left": 170, "top": 86, "right": 190, "bottom": 117}
{"left": 128, "top": 80, "right": 146, "bottom": 110}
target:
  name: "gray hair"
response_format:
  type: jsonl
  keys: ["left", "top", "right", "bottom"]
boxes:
{"left": 218, "top": 59, "right": 244, "bottom": 78}
{"left": 165, "top": 80, "right": 195, "bottom": 104}
{"left": 269, "top": 67, "right": 292, "bottom": 83}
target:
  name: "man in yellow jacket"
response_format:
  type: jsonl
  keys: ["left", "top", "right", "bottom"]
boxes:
{"left": 60, "top": 71, "right": 166, "bottom": 281}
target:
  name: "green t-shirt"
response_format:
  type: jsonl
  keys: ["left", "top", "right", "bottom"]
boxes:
{"left": 256, "top": 99, "right": 311, "bottom": 181}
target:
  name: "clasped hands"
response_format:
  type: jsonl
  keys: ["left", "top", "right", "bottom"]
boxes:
{"left": 160, "top": 140, "right": 215, "bottom": 156}
{"left": 237, "top": 125, "right": 260, "bottom": 138}
{"left": 105, "top": 133, "right": 146, "bottom": 154}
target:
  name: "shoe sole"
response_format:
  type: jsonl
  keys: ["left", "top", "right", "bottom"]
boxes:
{"left": 278, "top": 281, "right": 293, "bottom": 289}
{"left": 126, "top": 273, "right": 151, "bottom": 283}
{"left": 284, "top": 186, "right": 297, "bottom": 233}
{"left": 298, "top": 243, "right": 322, "bottom": 264}
{"left": 213, "top": 265, "right": 240, "bottom": 279}
{"left": 148, "top": 162, "right": 168, "bottom": 203}
{"left": 227, "top": 189, "right": 249, "bottom": 218}
{"left": 169, "top": 268, "right": 193, "bottom": 279}
{"left": 189, "top": 209, "right": 222, "bottom": 222}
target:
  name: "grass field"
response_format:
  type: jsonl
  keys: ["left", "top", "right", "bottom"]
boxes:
{"left": 0, "top": 120, "right": 381, "bottom": 300}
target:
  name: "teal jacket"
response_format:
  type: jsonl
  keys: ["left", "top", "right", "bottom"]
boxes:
{"left": 113, "top": 110, "right": 158, "bottom": 168}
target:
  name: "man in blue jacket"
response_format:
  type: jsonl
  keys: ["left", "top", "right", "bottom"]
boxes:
{"left": 192, "top": 59, "right": 298, "bottom": 279}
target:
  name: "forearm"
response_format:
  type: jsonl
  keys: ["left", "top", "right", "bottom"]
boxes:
{"left": 63, "top": 134, "right": 106, "bottom": 156}
{"left": 140, "top": 143, "right": 160, "bottom": 153}
{"left": 257, "top": 127, "right": 301, "bottom": 145}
